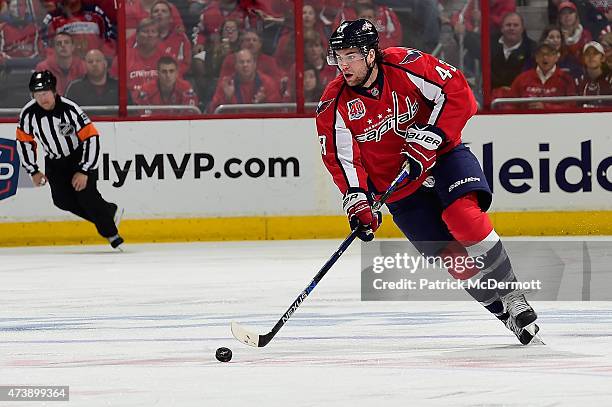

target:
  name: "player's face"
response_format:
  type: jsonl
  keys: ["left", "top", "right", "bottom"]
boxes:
{"left": 583, "top": 48, "right": 605, "bottom": 69}
{"left": 33, "top": 90, "right": 56, "bottom": 111}
{"left": 152, "top": 3, "right": 171, "bottom": 26}
{"left": 535, "top": 48, "right": 559, "bottom": 72}
{"left": 545, "top": 30, "right": 562, "bottom": 51}
{"left": 336, "top": 48, "right": 372, "bottom": 87}
{"left": 158, "top": 63, "right": 178, "bottom": 87}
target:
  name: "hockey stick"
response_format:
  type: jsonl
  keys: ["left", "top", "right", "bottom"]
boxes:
{"left": 231, "top": 166, "right": 410, "bottom": 347}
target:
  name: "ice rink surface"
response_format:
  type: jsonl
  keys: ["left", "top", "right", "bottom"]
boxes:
{"left": 1, "top": 239, "right": 612, "bottom": 406}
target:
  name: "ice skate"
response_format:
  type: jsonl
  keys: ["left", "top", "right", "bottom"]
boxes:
{"left": 108, "top": 235, "right": 124, "bottom": 251}
{"left": 501, "top": 312, "right": 540, "bottom": 345}
{"left": 501, "top": 290, "right": 542, "bottom": 345}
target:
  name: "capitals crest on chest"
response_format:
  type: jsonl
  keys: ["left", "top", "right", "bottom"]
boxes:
{"left": 354, "top": 91, "right": 419, "bottom": 143}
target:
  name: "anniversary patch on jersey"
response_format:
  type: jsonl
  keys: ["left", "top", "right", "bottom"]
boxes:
{"left": 347, "top": 98, "right": 366, "bottom": 121}
{"left": 316, "top": 98, "right": 334, "bottom": 116}
{"left": 400, "top": 49, "right": 423, "bottom": 64}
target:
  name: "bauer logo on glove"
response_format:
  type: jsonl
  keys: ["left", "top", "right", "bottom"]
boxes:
{"left": 404, "top": 124, "right": 445, "bottom": 149}
{"left": 401, "top": 124, "right": 447, "bottom": 181}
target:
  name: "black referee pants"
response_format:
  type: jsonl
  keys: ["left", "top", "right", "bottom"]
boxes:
{"left": 45, "top": 153, "right": 118, "bottom": 239}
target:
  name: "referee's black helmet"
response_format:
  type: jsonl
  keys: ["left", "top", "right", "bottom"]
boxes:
{"left": 327, "top": 19, "right": 379, "bottom": 65}
{"left": 29, "top": 70, "right": 57, "bottom": 93}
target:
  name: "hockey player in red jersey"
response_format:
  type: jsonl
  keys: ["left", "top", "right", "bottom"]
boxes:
{"left": 317, "top": 19, "right": 541, "bottom": 344}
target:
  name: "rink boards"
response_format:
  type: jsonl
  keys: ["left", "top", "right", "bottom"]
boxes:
{"left": 0, "top": 112, "right": 611, "bottom": 245}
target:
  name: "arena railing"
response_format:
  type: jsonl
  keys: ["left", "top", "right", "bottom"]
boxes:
{"left": 214, "top": 103, "right": 319, "bottom": 114}
{"left": 0, "top": 105, "right": 201, "bottom": 117}
{"left": 491, "top": 95, "right": 612, "bottom": 109}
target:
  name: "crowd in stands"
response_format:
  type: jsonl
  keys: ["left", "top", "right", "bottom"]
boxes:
{"left": 490, "top": 0, "right": 612, "bottom": 109}
{"left": 0, "top": 0, "right": 610, "bottom": 115}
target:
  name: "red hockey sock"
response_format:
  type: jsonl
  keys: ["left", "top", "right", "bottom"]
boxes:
{"left": 441, "top": 192, "right": 494, "bottom": 247}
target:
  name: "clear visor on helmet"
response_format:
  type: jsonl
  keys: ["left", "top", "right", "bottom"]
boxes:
{"left": 327, "top": 48, "right": 367, "bottom": 66}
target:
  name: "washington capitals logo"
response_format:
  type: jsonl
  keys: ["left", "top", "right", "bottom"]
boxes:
{"left": 316, "top": 98, "right": 334, "bottom": 116}
{"left": 400, "top": 48, "right": 423, "bottom": 64}
{"left": 354, "top": 92, "right": 418, "bottom": 143}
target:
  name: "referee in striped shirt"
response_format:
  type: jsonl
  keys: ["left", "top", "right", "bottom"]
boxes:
{"left": 16, "top": 70, "right": 124, "bottom": 249}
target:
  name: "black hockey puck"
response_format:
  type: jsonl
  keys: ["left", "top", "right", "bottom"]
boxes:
{"left": 215, "top": 347, "right": 232, "bottom": 362}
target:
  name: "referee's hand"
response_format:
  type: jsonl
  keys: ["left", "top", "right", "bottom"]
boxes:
{"left": 72, "top": 172, "right": 88, "bottom": 191}
{"left": 31, "top": 172, "right": 48, "bottom": 187}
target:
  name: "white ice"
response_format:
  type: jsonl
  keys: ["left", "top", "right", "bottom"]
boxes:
{"left": 1, "top": 239, "right": 611, "bottom": 406}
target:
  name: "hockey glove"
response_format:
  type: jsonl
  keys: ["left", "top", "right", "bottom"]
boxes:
{"left": 401, "top": 124, "right": 446, "bottom": 180}
{"left": 342, "top": 189, "right": 382, "bottom": 242}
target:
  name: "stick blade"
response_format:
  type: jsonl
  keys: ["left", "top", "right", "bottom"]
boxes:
{"left": 231, "top": 322, "right": 261, "bottom": 347}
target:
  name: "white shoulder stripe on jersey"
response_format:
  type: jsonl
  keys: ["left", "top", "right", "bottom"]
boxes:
{"left": 62, "top": 96, "right": 90, "bottom": 126}
{"left": 405, "top": 71, "right": 446, "bottom": 126}
{"left": 334, "top": 111, "right": 360, "bottom": 188}
{"left": 17, "top": 140, "right": 37, "bottom": 173}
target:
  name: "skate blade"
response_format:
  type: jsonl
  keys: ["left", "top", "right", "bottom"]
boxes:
{"left": 525, "top": 323, "right": 545, "bottom": 345}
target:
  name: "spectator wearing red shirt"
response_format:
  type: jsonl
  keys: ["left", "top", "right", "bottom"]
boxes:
{"left": 134, "top": 56, "right": 200, "bottom": 115}
{"left": 209, "top": 48, "right": 281, "bottom": 113}
{"left": 333, "top": 0, "right": 402, "bottom": 49}
{"left": 510, "top": 41, "right": 577, "bottom": 109}
{"left": 0, "top": 0, "right": 41, "bottom": 61}
{"left": 541, "top": 25, "right": 583, "bottom": 78}
{"left": 558, "top": 1, "right": 593, "bottom": 60}
{"left": 151, "top": 0, "right": 191, "bottom": 75}
{"left": 575, "top": 40, "right": 612, "bottom": 105}
{"left": 193, "top": 0, "right": 255, "bottom": 51}
{"left": 524, "top": 25, "right": 583, "bottom": 79}
{"left": 42, "top": 0, "right": 116, "bottom": 58}
{"left": 219, "top": 29, "right": 283, "bottom": 80}
{"left": 125, "top": 0, "right": 184, "bottom": 38}
{"left": 110, "top": 18, "right": 163, "bottom": 100}
{"left": 35, "top": 32, "right": 86, "bottom": 94}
